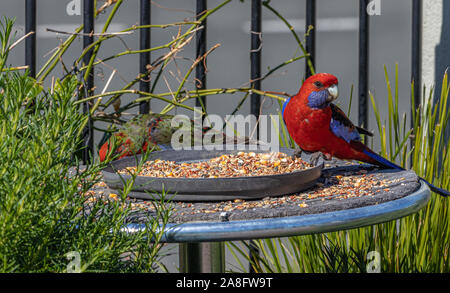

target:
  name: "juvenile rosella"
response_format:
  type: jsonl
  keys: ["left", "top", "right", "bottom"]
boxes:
{"left": 98, "top": 113, "right": 253, "bottom": 162}
{"left": 99, "top": 113, "right": 173, "bottom": 162}
{"left": 282, "top": 73, "right": 449, "bottom": 197}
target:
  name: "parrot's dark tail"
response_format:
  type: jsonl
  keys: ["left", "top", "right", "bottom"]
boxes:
{"left": 362, "top": 149, "right": 404, "bottom": 170}
{"left": 363, "top": 149, "right": 450, "bottom": 197}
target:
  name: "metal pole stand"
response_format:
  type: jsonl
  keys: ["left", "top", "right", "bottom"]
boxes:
{"left": 179, "top": 242, "right": 225, "bottom": 273}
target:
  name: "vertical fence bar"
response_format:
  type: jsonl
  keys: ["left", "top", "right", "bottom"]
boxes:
{"left": 411, "top": 0, "right": 422, "bottom": 113}
{"left": 249, "top": 0, "right": 262, "bottom": 274}
{"left": 82, "top": 0, "right": 95, "bottom": 163}
{"left": 139, "top": 0, "right": 151, "bottom": 114}
{"left": 190, "top": 1, "right": 225, "bottom": 272}
{"left": 25, "top": 0, "right": 36, "bottom": 78}
{"left": 196, "top": 0, "right": 207, "bottom": 110}
{"left": 358, "top": 0, "right": 369, "bottom": 136}
{"left": 250, "top": 0, "right": 262, "bottom": 119}
{"left": 411, "top": 0, "right": 422, "bottom": 167}
{"left": 305, "top": 0, "right": 316, "bottom": 78}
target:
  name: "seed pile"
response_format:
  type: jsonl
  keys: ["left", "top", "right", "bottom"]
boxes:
{"left": 86, "top": 165, "right": 416, "bottom": 224}
{"left": 118, "top": 151, "right": 312, "bottom": 178}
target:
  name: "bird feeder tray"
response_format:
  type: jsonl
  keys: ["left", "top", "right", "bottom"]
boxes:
{"left": 101, "top": 147, "right": 323, "bottom": 202}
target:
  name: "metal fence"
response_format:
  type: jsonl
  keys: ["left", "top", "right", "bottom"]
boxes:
{"left": 23, "top": 0, "right": 422, "bottom": 161}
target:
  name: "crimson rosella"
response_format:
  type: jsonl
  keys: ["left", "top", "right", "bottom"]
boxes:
{"left": 282, "top": 73, "right": 449, "bottom": 197}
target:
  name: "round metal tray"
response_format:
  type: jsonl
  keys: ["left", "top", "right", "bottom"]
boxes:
{"left": 101, "top": 147, "right": 323, "bottom": 202}
{"left": 122, "top": 179, "right": 430, "bottom": 242}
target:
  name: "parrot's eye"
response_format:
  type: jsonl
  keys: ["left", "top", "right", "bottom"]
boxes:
{"left": 314, "top": 81, "right": 324, "bottom": 88}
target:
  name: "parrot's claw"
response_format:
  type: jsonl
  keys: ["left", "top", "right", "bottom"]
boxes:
{"left": 309, "top": 152, "right": 323, "bottom": 166}
{"left": 292, "top": 147, "right": 303, "bottom": 159}
{"left": 309, "top": 152, "right": 332, "bottom": 166}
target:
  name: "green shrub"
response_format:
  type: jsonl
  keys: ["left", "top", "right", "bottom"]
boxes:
{"left": 0, "top": 19, "right": 170, "bottom": 273}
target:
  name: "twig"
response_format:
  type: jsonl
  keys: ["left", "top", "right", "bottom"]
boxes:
{"left": 0, "top": 65, "right": 29, "bottom": 72}
{"left": 102, "top": 32, "right": 197, "bottom": 110}
{"left": 134, "top": 88, "right": 287, "bottom": 116}
{"left": 74, "top": 89, "right": 203, "bottom": 114}
{"left": 260, "top": 55, "right": 307, "bottom": 82}
{"left": 160, "top": 43, "right": 221, "bottom": 114}
{"left": 97, "top": 0, "right": 120, "bottom": 15}
{"left": 90, "top": 69, "right": 117, "bottom": 115}
{"left": 76, "top": 26, "right": 203, "bottom": 72}
{"left": 83, "top": 0, "right": 123, "bottom": 83}
{"left": 45, "top": 28, "right": 133, "bottom": 37}
{"left": 149, "top": 0, "right": 232, "bottom": 97}
{"left": 249, "top": 31, "right": 263, "bottom": 53}
{"left": 37, "top": 25, "right": 84, "bottom": 81}
{"left": 10, "top": 31, "right": 34, "bottom": 50}
{"left": 262, "top": 1, "right": 315, "bottom": 76}
{"left": 162, "top": 75, "right": 176, "bottom": 101}
{"left": 150, "top": 0, "right": 196, "bottom": 14}
{"left": 96, "top": 59, "right": 129, "bottom": 84}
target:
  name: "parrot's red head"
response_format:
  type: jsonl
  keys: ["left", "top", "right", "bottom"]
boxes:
{"left": 282, "top": 73, "right": 339, "bottom": 118}
{"left": 302, "top": 73, "right": 338, "bottom": 92}
{"left": 296, "top": 73, "right": 339, "bottom": 109}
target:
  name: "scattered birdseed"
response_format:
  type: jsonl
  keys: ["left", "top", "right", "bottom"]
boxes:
{"left": 81, "top": 158, "right": 416, "bottom": 224}
{"left": 109, "top": 193, "right": 118, "bottom": 200}
{"left": 118, "top": 152, "right": 312, "bottom": 178}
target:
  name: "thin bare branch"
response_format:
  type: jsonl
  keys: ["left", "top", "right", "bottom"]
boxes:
{"left": 10, "top": 31, "right": 34, "bottom": 50}
{"left": 45, "top": 28, "right": 133, "bottom": 37}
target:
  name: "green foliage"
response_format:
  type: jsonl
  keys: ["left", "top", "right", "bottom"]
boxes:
{"left": 0, "top": 20, "right": 171, "bottom": 272}
{"left": 0, "top": 71, "right": 171, "bottom": 272}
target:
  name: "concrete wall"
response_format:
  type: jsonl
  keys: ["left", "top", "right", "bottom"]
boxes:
{"left": 422, "top": 1, "right": 442, "bottom": 90}
{"left": 422, "top": 0, "right": 449, "bottom": 94}
{"left": 422, "top": 0, "right": 450, "bottom": 143}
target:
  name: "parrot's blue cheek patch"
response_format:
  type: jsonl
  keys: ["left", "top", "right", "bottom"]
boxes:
{"left": 307, "top": 90, "right": 329, "bottom": 109}
{"left": 330, "top": 119, "right": 361, "bottom": 143}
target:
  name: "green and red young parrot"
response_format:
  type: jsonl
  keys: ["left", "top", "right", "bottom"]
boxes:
{"left": 98, "top": 113, "right": 251, "bottom": 162}
{"left": 99, "top": 113, "right": 172, "bottom": 162}
{"left": 282, "top": 73, "right": 449, "bottom": 197}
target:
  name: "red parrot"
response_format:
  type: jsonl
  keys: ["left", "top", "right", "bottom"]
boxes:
{"left": 282, "top": 73, "right": 449, "bottom": 197}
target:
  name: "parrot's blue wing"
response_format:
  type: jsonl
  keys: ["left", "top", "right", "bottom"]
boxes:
{"left": 329, "top": 103, "right": 362, "bottom": 143}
